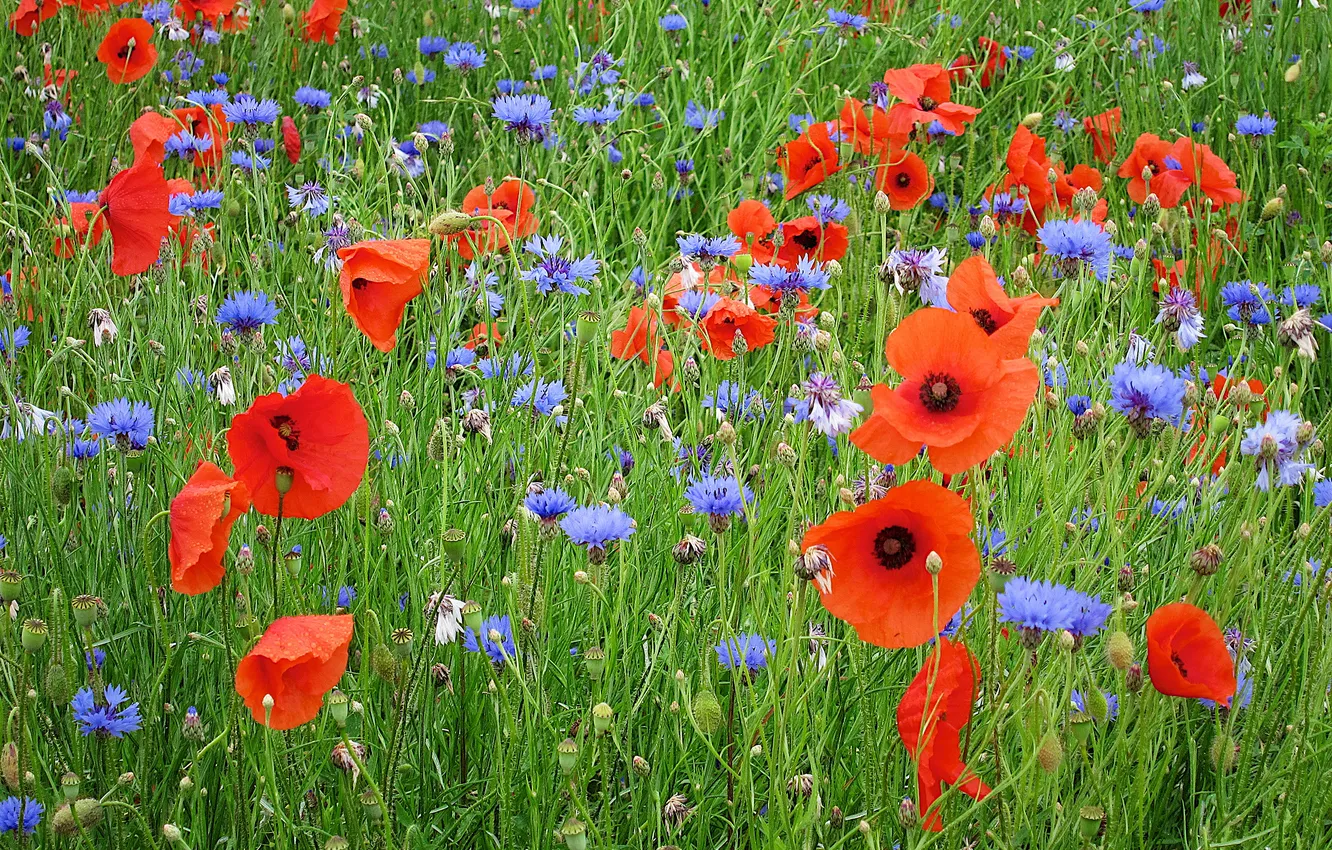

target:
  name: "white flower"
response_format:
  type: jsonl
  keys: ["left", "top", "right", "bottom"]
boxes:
{"left": 210, "top": 367, "right": 236, "bottom": 406}
{"left": 89, "top": 308, "right": 118, "bottom": 347}
{"left": 430, "top": 593, "right": 465, "bottom": 645}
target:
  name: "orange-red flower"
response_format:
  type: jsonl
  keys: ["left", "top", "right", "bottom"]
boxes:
{"left": 1116, "top": 133, "right": 1174, "bottom": 204}
{"left": 302, "top": 0, "right": 346, "bottom": 44}
{"left": 281, "top": 116, "right": 301, "bottom": 164}
{"left": 727, "top": 200, "right": 777, "bottom": 264}
{"left": 999, "top": 125, "right": 1055, "bottom": 231}
{"left": 54, "top": 202, "right": 107, "bottom": 259}
{"left": 100, "top": 160, "right": 173, "bottom": 277}
{"left": 851, "top": 308, "right": 1040, "bottom": 475}
{"left": 882, "top": 64, "right": 980, "bottom": 136}
{"left": 945, "top": 256, "right": 1057, "bottom": 358}
{"left": 336, "top": 239, "right": 430, "bottom": 352}
{"left": 227, "top": 375, "right": 370, "bottom": 519}
{"left": 973, "top": 37, "right": 1007, "bottom": 88}
{"left": 875, "top": 149, "right": 932, "bottom": 211}
{"left": 838, "top": 97, "right": 906, "bottom": 157}
{"left": 175, "top": 0, "right": 237, "bottom": 21}
{"left": 97, "top": 19, "right": 158, "bottom": 85}
{"left": 168, "top": 461, "right": 250, "bottom": 595}
{"left": 451, "top": 179, "right": 539, "bottom": 260}
{"left": 700, "top": 298, "right": 776, "bottom": 361}
{"left": 8, "top": 0, "right": 59, "bottom": 37}
{"left": 235, "top": 615, "right": 353, "bottom": 730}
{"left": 1151, "top": 138, "right": 1244, "bottom": 209}
{"left": 609, "top": 304, "right": 674, "bottom": 388}
{"left": 897, "top": 638, "right": 990, "bottom": 831}
{"left": 129, "top": 112, "right": 179, "bottom": 166}
{"left": 777, "top": 121, "right": 840, "bottom": 200}
{"left": 1083, "top": 108, "right": 1122, "bottom": 163}
{"left": 1145, "top": 602, "right": 1237, "bottom": 704}
{"left": 464, "top": 321, "right": 504, "bottom": 352}
{"left": 801, "top": 480, "right": 979, "bottom": 648}
{"left": 776, "top": 217, "right": 848, "bottom": 268}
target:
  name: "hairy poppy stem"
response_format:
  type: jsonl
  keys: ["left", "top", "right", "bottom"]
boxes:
{"left": 271, "top": 494, "right": 286, "bottom": 614}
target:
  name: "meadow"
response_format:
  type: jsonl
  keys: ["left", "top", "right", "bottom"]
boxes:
{"left": 0, "top": 0, "right": 1330, "bottom": 846}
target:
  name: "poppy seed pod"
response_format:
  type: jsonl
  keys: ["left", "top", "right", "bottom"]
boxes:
{"left": 557, "top": 737, "right": 579, "bottom": 774}
{"left": 591, "top": 702, "right": 614, "bottom": 734}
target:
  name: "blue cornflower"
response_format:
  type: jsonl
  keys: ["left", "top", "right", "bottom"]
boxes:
{"left": 1220, "top": 281, "right": 1274, "bottom": 326}
{"left": 1053, "top": 110, "right": 1078, "bottom": 133}
{"left": 479, "top": 353, "right": 533, "bottom": 379}
{"left": 464, "top": 615, "right": 516, "bottom": 665}
{"left": 675, "top": 289, "right": 721, "bottom": 321}
{"left": 571, "top": 51, "right": 621, "bottom": 95}
{"left": 71, "top": 684, "right": 142, "bottom": 737}
{"left": 253, "top": 138, "right": 276, "bottom": 154}
{"left": 1108, "top": 361, "right": 1185, "bottom": 432}
{"left": 634, "top": 92, "right": 656, "bottom": 107}
{"left": 659, "top": 12, "right": 687, "bottom": 30}
{"left": 788, "top": 113, "right": 815, "bottom": 134}
{"left": 294, "top": 86, "right": 331, "bottom": 110}
{"left": 66, "top": 189, "right": 100, "bottom": 203}
{"left": 417, "top": 120, "right": 451, "bottom": 143}
{"left": 997, "top": 577, "right": 1097, "bottom": 643}
{"left": 496, "top": 78, "right": 526, "bottom": 95}
{"left": 216, "top": 290, "right": 279, "bottom": 333}
{"left": 521, "top": 235, "right": 599, "bottom": 296}
{"left": 418, "top": 36, "right": 451, "bottom": 56}
{"left": 513, "top": 0, "right": 540, "bottom": 8}
{"left": 1067, "top": 593, "right": 1113, "bottom": 637}
{"left": 885, "top": 246, "right": 949, "bottom": 307}
{"left": 460, "top": 266, "right": 504, "bottom": 316}
{"left": 286, "top": 182, "right": 331, "bottom": 216}
{"left": 0, "top": 798, "right": 42, "bottom": 835}
{"left": 684, "top": 474, "right": 754, "bottom": 529}
{"left": 444, "top": 42, "right": 486, "bottom": 73}
{"left": 677, "top": 233, "right": 740, "bottom": 266}
{"left": 702, "top": 381, "right": 767, "bottom": 421}
{"left": 492, "top": 94, "right": 554, "bottom": 142}
{"left": 749, "top": 256, "right": 831, "bottom": 297}
{"left": 990, "top": 192, "right": 1027, "bottom": 223}
{"left": 406, "top": 68, "right": 435, "bottom": 85}
{"left": 230, "top": 151, "right": 272, "bottom": 172}
{"left": 965, "top": 231, "right": 987, "bottom": 251}
{"left": 43, "top": 102, "right": 72, "bottom": 141}
{"left": 1014, "top": 45, "right": 1037, "bottom": 60}
{"left": 87, "top": 399, "right": 154, "bottom": 450}
{"left": 533, "top": 64, "right": 559, "bottom": 81}
{"left": 511, "top": 379, "right": 567, "bottom": 422}
{"left": 826, "top": 8, "right": 869, "bottom": 31}
{"left": 1282, "top": 284, "right": 1322, "bottom": 309}
{"left": 1067, "top": 395, "right": 1092, "bottom": 416}
{"left": 1131, "top": 0, "right": 1165, "bottom": 10}
{"left": 1181, "top": 62, "right": 1207, "bottom": 90}
{"left": 572, "top": 102, "right": 623, "bottom": 128}
{"left": 443, "top": 347, "right": 476, "bottom": 372}
{"left": 1071, "top": 690, "right": 1119, "bottom": 721}
{"left": 86, "top": 648, "right": 106, "bottom": 670}
{"left": 222, "top": 94, "right": 281, "bottom": 126}
{"left": 561, "top": 505, "right": 636, "bottom": 561}
{"left": 684, "top": 100, "right": 724, "bottom": 131}
{"left": 807, "top": 194, "right": 851, "bottom": 224}
{"left": 0, "top": 326, "right": 29, "bottom": 356}
{"left": 1314, "top": 480, "right": 1332, "bottom": 508}
{"left": 1037, "top": 219, "right": 1113, "bottom": 282}
{"left": 1240, "top": 410, "right": 1312, "bottom": 490}
{"left": 715, "top": 633, "right": 774, "bottom": 673}
{"left": 1235, "top": 113, "right": 1277, "bottom": 137}
{"left": 141, "top": 0, "right": 172, "bottom": 22}
{"left": 1155, "top": 287, "right": 1205, "bottom": 351}
{"left": 525, "top": 487, "right": 577, "bottom": 523}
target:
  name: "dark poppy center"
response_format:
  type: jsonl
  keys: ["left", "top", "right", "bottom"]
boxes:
{"left": 918, "top": 372, "right": 962, "bottom": 413}
{"left": 970, "top": 308, "right": 998, "bottom": 333}
{"left": 1170, "top": 650, "right": 1189, "bottom": 678}
{"left": 873, "top": 525, "right": 916, "bottom": 570}
{"left": 117, "top": 46, "right": 133, "bottom": 60}
{"left": 896, "top": 172, "right": 912, "bottom": 188}
{"left": 351, "top": 277, "right": 370, "bottom": 290}
{"left": 917, "top": 96, "right": 937, "bottom": 111}
{"left": 792, "top": 230, "right": 819, "bottom": 250}
{"left": 270, "top": 414, "right": 301, "bottom": 451}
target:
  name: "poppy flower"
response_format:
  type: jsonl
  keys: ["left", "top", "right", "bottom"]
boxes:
{"left": 776, "top": 217, "right": 849, "bottom": 268}
{"left": 464, "top": 321, "right": 504, "bottom": 352}
{"left": 281, "top": 116, "right": 302, "bottom": 164}
{"left": 8, "top": 0, "right": 58, "bottom": 37}
{"left": 609, "top": 304, "right": 674, "bottom": 388}
{"left": 999, "top": 125, "right": 1055, "bottom": 231}
{"left": 875, "top": 149, "right": 932, "bottom": 211}
{"left": 96, "top": 19, "right": 158, "bottom": 85}
{"left": 777, "top": 121, "right": 840, "bottom": 200}
{"left": 839, "top": 97, "right": 907, "bottom": 157}
{"left": 100, "top": 160, "right": 173, "bottom": 277}
{"left": 1082, "top": 108, "right": 1122, "bottom": 164}
{"left": 128, "top": 112, "right": 180, "bottom": 166}
{"left": 302, "top": 0, "right": 346, "bottom": 44}
{"left": 727, "top": 200, "right": 777, "bottom": 264}
{"left": 897, "top": 637, "right": 990, "bottom": 831}
{"left": 801, "top": 479, "right": 979, "bottom": 648}
{"left": 235, "top": 615, "right": 354, "bottom": 730}
{"left": 945, "top": 256, "right": 1058, "bottom": 357}
{"left": 168, "top": 462, "right": 251, "bottom": 596}
{"left": 226, "top": 375, "right": 370, "bottom": 520}
{"left": 1151, "top": 138, "right": 1244, "bottom": 209}
{"left": 700, "top": 297, "right": 776, "bottom": 361}
{"left": 176, "top": 0, "right": 237, "bottom": 20}
{"left": 54, "top": 203, "right": 107, "bottom": 259}
{"left": 882, "top": 64, "right": 980, "bottom": 137}
{"left": 1116, "top": 133, "right": 1174, "bottom": 204}
{"left": 173, "top": 105, "right": 230, "bottom": 170}
{"left": 451, "top": 179, "right": 539, "bottom": 260}
{"left": 336, "top": 239, "right": 430, "bottom": 352}
{"left": 1145, "top": 602, "right": 1237, "bottom": 704}
{"left": 850, "top": 308, "right": 1040, "bottom": 475}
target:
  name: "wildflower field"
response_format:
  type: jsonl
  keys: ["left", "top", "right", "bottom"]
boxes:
{"left": 1, "top": 0, "right": 1331, "bottom": 845}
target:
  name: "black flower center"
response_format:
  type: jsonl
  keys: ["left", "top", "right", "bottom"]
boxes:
{"left": 970, "top": 308, "right": 998, "bottom": 334}
{"left": 270, "top": 414, "right": 301, "bottom": 451}
{"left": 1170, "top": 650, "right": 1189, "bottom": 679}
{"left": 918, "top": 372, "right": 962, "bottom": 413}
{"left": 351, "top": 277, "right": 370, "bottom": 290}
{"left": 873, "top": 525, "right": 916, "bottom": 570}
{"left": 896, "top": 172, "right": 912, "bottom": 188}
{"left": 792, "top": 230, "right": 819, "bottom": 250}
{"left": 918, "top": 96, "right": 937, "bottom": 111}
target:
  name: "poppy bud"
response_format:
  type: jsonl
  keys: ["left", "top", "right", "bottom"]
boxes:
{"left": 428, "top": 209, "right": 473, "bottom": 236}
{"left": 692, "top": 689, "right": 723, "bottom": 733}
{"left": 1285, "top": 60, "right": 1301, "bottom": 82}
{"left": 591, "top": 702, "right": 614, "bottom": 734}
{"left": 50, "top": 465, "right": 75, "bottom": 507}
{"left": 52, "top": 799, "right": 103, "bottom": 836}
{"left": 1105, "top": 630, "right": 1133, "bottom": 671}
{"left": 1125, "top": 661, "right": 1144, "bottom": 692}
{"left": 1036, "top": 731, "right": 1063, "bottom": 773}
{"left": 163, "top": 823, "right": 184, "bottom": 845}
{"left": 281, "top": 3, "right": 294, "bottom": 21}
{"left": 632, "top": 755, "right": 651, "bottom": 777}
{"left": 557, "top": 737, "right": 579, "bottom": 774}
{"left": 1260, "top": 196, "right": 1284, "bottom": 221}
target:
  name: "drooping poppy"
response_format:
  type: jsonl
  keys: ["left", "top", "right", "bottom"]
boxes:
{"left": 168, "top": 461, "right": 251, "bottom": 596}
{"left": 850, "top": 307, "right": 1040, "bottom": 475}
{"left": 882, "top": 64, "right": 980, "bottom": 137}
{"left": 1116, "top": 133, "right": 1174, "bottom": 204}
{"left": 8, "top": 0, "right": 59, "bottom": 37}
{"left": 609, "top": 304, "right": 674, "bottom": 388}
{"left": 700, "top": 297, "right": 776, "bottom": 361}
{"left": 1082, "top": 108, "right": 1122, "bottom": 164}
{"left": 336, "top": 239, "right": 430, "bottom": 352}
{"left": 727, "top": 200, "right": 777, "bottom": 264}
{"left": 1145, "top": 602, "right": 1237, "bottom": 704}
{"left": 945, "top": 256, "right": 1058, "bottom": 358}
{"left": 451, "top": 179, "right": 539, "bottom": 260}
{"left": 839, "top": 97, "right": 907, "bottom": 157}
{"left": 281, "top": 116, "right": 302, "bottom": 164}
{"left": 100, "top": 160, "right": 174, "bottom": 277}
{"left": 235, "top": 615, "right": 354, "bottom": 730}
{"left": 96, "top": 18, "right": 158, "bottom": 85}
{"left": 301, "top": 0, "right": 346, "bottom": 44}
{"left": 776, "top": 217, "right": 849, "bottom": 268}
{"left": 53, "top": 203, "right": 107, "bottom": 259}
{"left": 1151, "top": 138, "right": 1243, "bottom": 209}
{"left": 875, "top": 149, "right": 932, "bottom": 211}
{"left": 801, "top": 479, "right": 979, "bottom": 648}
{"left": 777, "top": 121, "right": 840, "bottom": 200}
{"left": 897, "top": 637, "right": 990, "bottom": 831}
{"left": 128, "top": 112, "right": 180, "bottom": 166}
{"left": 226, "top": 375, "right": 370, "bottom": 520}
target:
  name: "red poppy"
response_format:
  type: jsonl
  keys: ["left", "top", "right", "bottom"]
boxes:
{"left": 897, "top": 638, "right": 990, "bottom": 831}
{"left": 173, "top": 105, "right": 230, "bottom": 170}
{"left": 100, "top": 160, "right": 173, "bottom": 277}
{"left": 776, "top": 217, "right": 849, "bottom": 268}
{"left": 54, "top": 203, "right": 107, "bottom": 259}
{"left": 97, "top": 19, "right": 158, "bottom": 85}
{"left": 945, "top": 256, "right": 1058, "bottom": 358}
{"left": 175, "top": 0, "right": 237, "bottom": 21}
{"left": 1145, "top": 603, "right": 1236, "bottom": 704}
{"left": 226, "top": 375, "right": 370, "bottom": 520}
{"left": 1082, "top": 108, "right": 1122, "bottom": 164}
{"left": 235, "top": 615, "right": 354, "bottom": 730}
{"left": 609, "top": 304, "right": 674, "bottom": 388}
{"left": 801, "top": 480, "right": 979, "bottom": 648}
{"left": 302, "top": 0, "right": 346, "bottom": 44}
{"left": 875, "top": 149, "right": 932, "bottom": 211}
{"left": 998, "top": 125, "right": 1055, "bottom": 231}
{"left": 71, "top": 0, "right": 110, "bottom": 15}
{"left": 777, "top": 121, "right": 840, "bottom": 200}
{"left": 451, "top": 179, "right": 540, "bottom": 260}
{"left": 281, "top": 116, "right": 302, "bottom": 164}
{"left": 336, "top": 239, "right": 430, "bottom": 352}
{"left": 749, "top": 283, "right": 817, "bottom": 322}
{"left": 8, "top": 0, "right": 59, "bottom": 37}
{"left": 838, "top": 97, "right": 906, "bottom": 157}
{"left": 128, "top": 112, "right": 179, "bottom": 166}
{"left": 464, "top": 321, "right": 504, "bottom": 352}
{"left": 1116, "top": 133, "right": 1174, "bottom": 204}
{"left": 727, "top": 200, "right": 777, "bottom": 264}
{"left": 973, "top": 37, "right": 1008, "bottom": 88}
{"left": 882, "top": 64, "right": 980, "bottom": 137}
{"left": 1151, "top": 138, "right": 1243, "bottom": 209}
{"left": 43, "top": 65, "right": 78, "bottom": 101}
{"left": 851, "top": 308, "right": 1040, "bottom": 475}
{"left": 700, "top": 297, "right": 776, "bottom": 361}
{"left": 168, "top": 461, "right": 251, "bottom": 595}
